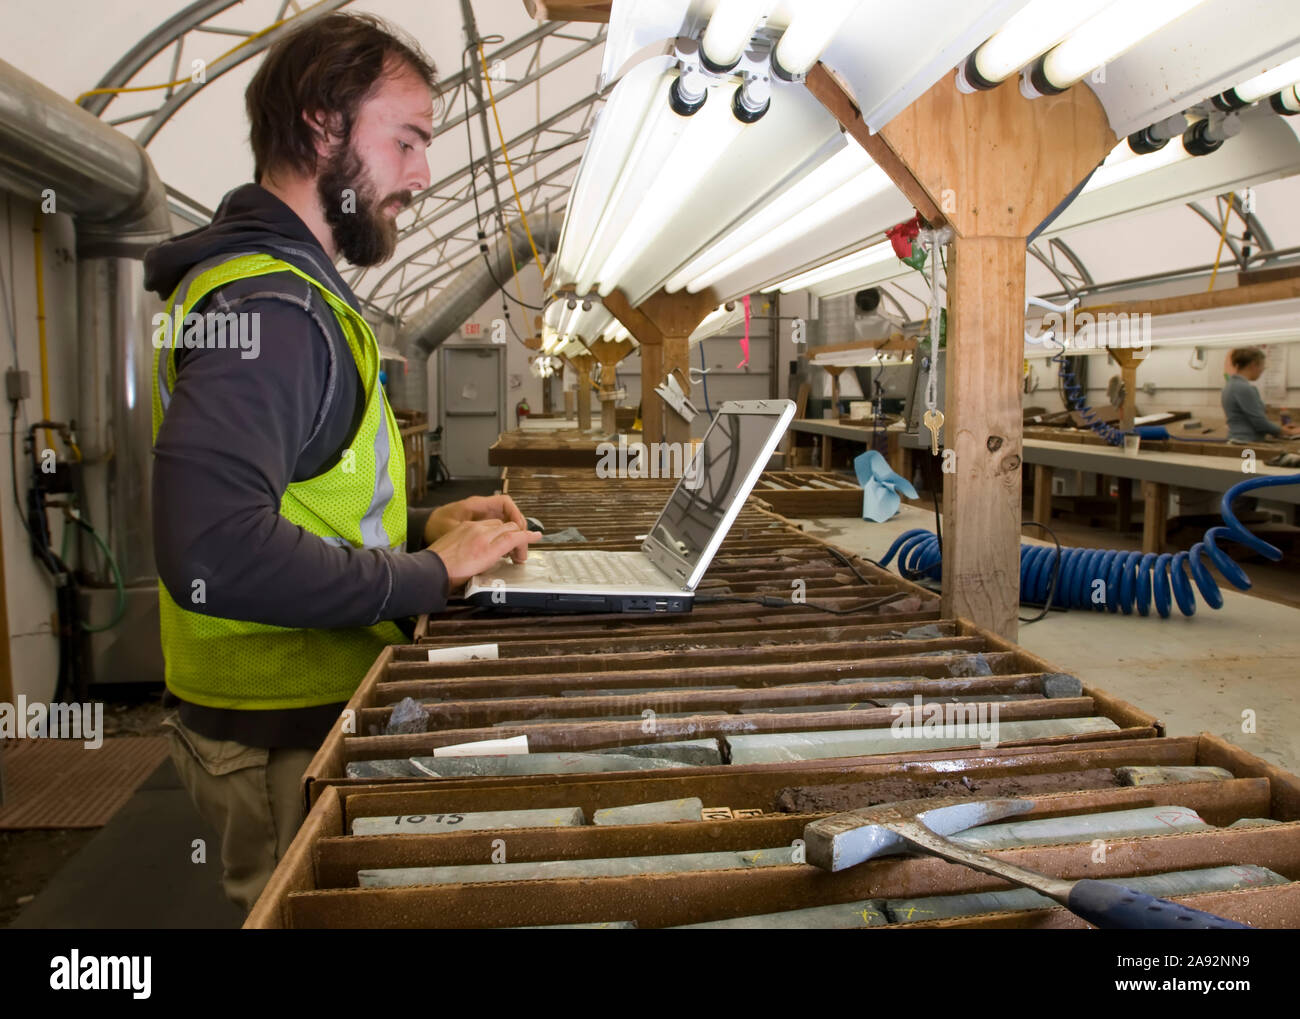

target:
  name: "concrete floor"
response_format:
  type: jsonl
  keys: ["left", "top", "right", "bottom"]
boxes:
{"left": 7, "top": 756, "right": 243, "bottom": 929}
{"left": 794, "top": 505, "right": 1300, "bottom": 774}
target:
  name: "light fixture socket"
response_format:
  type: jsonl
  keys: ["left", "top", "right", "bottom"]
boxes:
{"left": 1182, "top": 119, "right": 1222, "bottom": 156}
{"left": 669, "top": 74, "right": 708, "bottom": 116}
{"left": 700, "top": 48, "right": 740, "bottom": 74}
{"left": 1211, "top": 89, "right": 1249, "bottom": 112}
{"left": 1028, "top": 56, "right": 1067, "bottom": 97}
{"left": 1271, "top": 87, "right": 1300, "bottom": 115}
{"left": 769, "top": 48, "right": 803, "bottom": 83}
{"left": 961, "top": 50, "right": 1000, "bottom": 92}
{"left": 732, "top": 73, "right": 771, "bottom": 122}
{"left": 1127, "top": 127, "right": 1169, "bottom": 155}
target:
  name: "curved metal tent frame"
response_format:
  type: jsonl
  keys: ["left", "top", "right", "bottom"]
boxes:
{"left": 65, "top": 0, "right": 1300, "bottom": 334}
{"left": 74, "top": 0, "right": 602, "bottom": 326}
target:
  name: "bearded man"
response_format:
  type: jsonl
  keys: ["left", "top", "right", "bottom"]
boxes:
{"left": 144, "top": 12, "right": 537, "bottom": 912}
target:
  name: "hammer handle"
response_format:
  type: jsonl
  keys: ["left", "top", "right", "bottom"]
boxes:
{"left": 1067, "top": 880, "right": 1252, "bottom": 930}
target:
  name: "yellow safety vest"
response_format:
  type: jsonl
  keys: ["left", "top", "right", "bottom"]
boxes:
{"left": 151, "top": 253, "right": 407, "bottom": 710}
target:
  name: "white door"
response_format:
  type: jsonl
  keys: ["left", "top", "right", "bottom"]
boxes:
{"left": 439, "top": 345, "right": 504, "bottom": 478}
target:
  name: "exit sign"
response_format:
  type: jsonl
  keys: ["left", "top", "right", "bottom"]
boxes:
{"left": 461, "top": 322, "right": 482, "bottom": 337}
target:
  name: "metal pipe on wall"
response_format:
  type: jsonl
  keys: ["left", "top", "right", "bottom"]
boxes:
{"left": 0, "top": 57, "right": 171, "bottom": 683}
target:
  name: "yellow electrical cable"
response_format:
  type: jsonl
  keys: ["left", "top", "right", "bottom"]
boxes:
{"left": 476, "top": 42, "right": 545, "bottom": 292}
{"left": 1207, "top": 191, "right": 1234, "bottom": 292}
{"left": 31, "top": 219, "right": 52, "bottom": 448}
{"left": 75, "top": 0, "right": 333, "bottom": 105}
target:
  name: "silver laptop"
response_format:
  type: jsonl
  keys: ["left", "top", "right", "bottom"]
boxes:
{"left": 464, "top": 399, "right": 796, "bottom": 613}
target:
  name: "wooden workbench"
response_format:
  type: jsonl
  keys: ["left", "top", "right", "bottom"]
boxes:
{"left": 789, "top": 419, "right": 1300, "bottom": 553}
{"left": 487, "top": 425, "right": 627, "bottom": 468}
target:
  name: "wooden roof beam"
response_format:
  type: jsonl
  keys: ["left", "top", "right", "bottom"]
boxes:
{"left": 523, "top": 1, "right": 612, "bottom": 23}
{"left": 1081, "top": 276, "right": 1300, "bottom": 318}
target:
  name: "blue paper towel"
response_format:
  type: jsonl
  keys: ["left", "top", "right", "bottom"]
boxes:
{"left": 854, "top": 450, "right": 918, "bottom": 522}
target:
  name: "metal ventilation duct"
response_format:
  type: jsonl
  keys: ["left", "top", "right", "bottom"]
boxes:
{"left": 0, "top": 57, "right": 172, "bottom": 685}
{"left": 391, "top": 217, "right": 561, "bottom": 414}
{"left": 0, "top": 57, "right": 170, "bottom": 254}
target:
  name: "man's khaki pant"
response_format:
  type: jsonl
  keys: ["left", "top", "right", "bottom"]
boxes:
{"left": 163, "top": 714, "right": 315, "bottom": 914}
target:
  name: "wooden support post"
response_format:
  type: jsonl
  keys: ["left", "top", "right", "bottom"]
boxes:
{"left": 639, "top": 341, "right": 663, "bottom": 442}
{"left": 600, "top": 374, "right": 617, "bottom": 433}
{"left": 1032, "top": 464, "right": 1053, "bottom": 528}
{"left": 1142, "top": 481, "right": 1169, "bottom": 555}
{"left": 587, "top": 337, "right": 634, "bottom": 434}
{"left": 944, "top": 236, "right": 1028, "bottom": 634}
{"left": 1117, "top": 477, "right": 1133, "bottom": 532}
{"left": 781, "top": 381, "right": 810, "bottom": 467}
{"left": 888, "top": 433, "right": 913, "bottom": 492}
{"left": 806, "top": 64, "right": 1114, "bottom": 639}
{"left": 605, "top": 287, "right": 718, "bottom": 448}
{"left": 542, "top": 370, "right": 556, "bottom": 415}
{"left": 568, "top": 353, "right": 595, "bottom": 431}
{"left": 662, "top": 332, "right": 691, "bottom": 447}
{"left": 1109, "top": 347, "right": 1142, "bottom": 432}
{"left": 822, "top": 366, "right": 844, "bottom": 469}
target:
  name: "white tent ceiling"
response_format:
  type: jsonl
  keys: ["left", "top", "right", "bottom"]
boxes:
{"left": 8, "top": 0, "right": 1300, "bottom": 333}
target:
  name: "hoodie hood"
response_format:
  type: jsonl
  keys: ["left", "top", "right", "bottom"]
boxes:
{"left": 143, "top": 183, "right": 360, "bottom": 310}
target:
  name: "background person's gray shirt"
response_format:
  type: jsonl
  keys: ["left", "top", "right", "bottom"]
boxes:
{"left": 1221, "top": 373, "right": 1281, "bottom": 442}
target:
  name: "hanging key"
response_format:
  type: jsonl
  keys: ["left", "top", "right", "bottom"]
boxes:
{"left": 923, "top": 409, "right": 944, "bottom": 455}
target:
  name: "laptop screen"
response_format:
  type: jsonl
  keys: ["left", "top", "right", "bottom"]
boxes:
{"left": 643, "top": 400, "right": 794, "bottom": 590}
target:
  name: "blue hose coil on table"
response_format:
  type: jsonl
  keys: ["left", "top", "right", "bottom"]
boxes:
{"left": 878, "top": 473, "right": 1300, "bottom": 619}
{"left": 1054, "top": 348, "right": 1125, "bottom": 446}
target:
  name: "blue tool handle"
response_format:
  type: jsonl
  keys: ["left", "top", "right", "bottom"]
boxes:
{"left": 1067, "top": 880, "right": 1252, "bottom": 930}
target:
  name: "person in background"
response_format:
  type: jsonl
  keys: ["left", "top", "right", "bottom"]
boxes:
{"left": 1222, "top": 347, "right": 1300, "bottom": 442}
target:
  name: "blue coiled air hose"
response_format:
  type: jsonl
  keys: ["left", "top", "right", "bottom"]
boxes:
{"left": 1054, "top": 347, "right": 1125, "bottom": 446}
{"left": 878, "top": 473, "right": 1300, "bottom": 619}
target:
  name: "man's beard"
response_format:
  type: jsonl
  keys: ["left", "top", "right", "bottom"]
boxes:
{"left": 317, "top": 142, "right": 410, "bottom": 267}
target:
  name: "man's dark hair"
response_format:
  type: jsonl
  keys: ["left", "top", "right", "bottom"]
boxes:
{"left": 245, "top": 12, "right": 438, "bottom": 182}
{"left": 1231, "top": 346, "right": 1266, "bottom": 371}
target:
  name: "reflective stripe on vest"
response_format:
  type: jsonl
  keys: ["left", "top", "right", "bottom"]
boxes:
{"left": 151, "top": 253, "right": 408, "bottom": 711}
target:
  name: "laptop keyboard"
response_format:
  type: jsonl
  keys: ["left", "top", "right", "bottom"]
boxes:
{"left": 548, "top": 551, "right": 654, "bottom": 586}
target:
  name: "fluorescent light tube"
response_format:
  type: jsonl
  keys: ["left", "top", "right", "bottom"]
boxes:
{"left": 685, "top": 162, "right": 892, "bottom": 293}
{"left": 596, "top": 86, "right": 745, "bottom": 295}
{"left": 773, "top": 0, "right": 862, "bottom": 78}
{"left": 1226, "top": 55, "right": 1300, "bottom": 104}
{"left": 1037, "top": 0, "right": 1210, "bottom": 92}
{"left": 554, "top": 60, "right": 672, "bottom": 288}
{"left": 1273, "top": 84, "right": 1300, "bottom": 114}
{"left": 573, "top": 86, "right": 688, "bottom": 294}
{"left": 702, "top": 0, "right": 768, "bottom": 71}
{"left": 1081, "top": 136, "right": 1191, "bottom": 192}
{"left": 664, "top": 140, "right": 866, "bottom": 291}
{"left": 963, "top": 0, "right": 1111, "bottom": 88}
{"left": 764, "top": 239, "right": 896, "bottom": 293}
